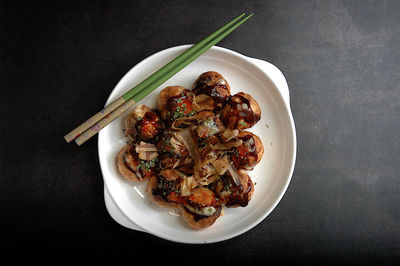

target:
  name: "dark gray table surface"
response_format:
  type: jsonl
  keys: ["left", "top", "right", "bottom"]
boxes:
{"left": 1, "top": 0, "right": 399, "bottom": 264}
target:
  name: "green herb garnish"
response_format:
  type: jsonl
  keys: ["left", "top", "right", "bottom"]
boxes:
{"left": 138, "top": 157, "right": 158, "bottom": 171}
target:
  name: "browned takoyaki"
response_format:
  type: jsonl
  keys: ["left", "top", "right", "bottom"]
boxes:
{"left": 124, "top": 104, "right": 162, "bottom": 141}
{"left": 117, "top": 143, "right": 158, "bottom": 182}
{"left": 192, "top": 71, "right": 231, "bottom": 110}
{"left": 156, "top": 86, "right": 195, "bottom": 123}
{"left": 231, "top": 131, "right": 264, "bottom": 170}
{"left": 155, "top": 128, "right": 188, "bottom": 158}
{"left": 181, "top": 186, "right": 223, "bottom": 229}
{"left": 210, "top": 170, "right": 254, "bottom": 208}
{"left": 155, "top": 127, "right": 193, "bottom": 169}
{"left": 220, "top": 92, "right": 261, "bottom": 130}
{"left": 147, "top": 169, "right": 187, "bottom": 209}
{"left": 194, "top": 111, "right": 225, "bottom": 141}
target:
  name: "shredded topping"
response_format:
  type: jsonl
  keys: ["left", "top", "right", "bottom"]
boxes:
{"left": 180, "top": 176, "right": 198, "bottom": 196}
{"left": 227, "top": 162, "right": 243, "bottom": 186}
{"left": 192, "top": 93, "right": 214, "bottom": 111}
{"left": 136, "top": 141, "right": 158, "bottom": 160}
{"left": 221, "top": 128, "right": 239, "bottom": 142}
{"left": 210, "top": 155, "right": 229, "bottom": 175}
{"left": 175, "top": 128, "right": 202, "bottom": 170}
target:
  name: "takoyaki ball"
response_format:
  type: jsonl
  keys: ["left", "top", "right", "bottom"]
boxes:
{"left": 220, "top": 92, "right": 261, "bottom": 130}
{"left": 231, "top": 131, "right": 264, "bottom": 170}
{"left": 195, "top": 111, "right": 225, "bottom": 140}
{"left": 148, "top": 169, "right": 186, "bottom": 209}
{"left": 124, "top": 104, "right": 162, "bottom": 141}
{"left": 181, "top": 187, "right": 223, "bottom": 229}
{"left": 192, "top": 71, "right": 231, "bottom": 110}
{"left": 210, "top": 171, "right": 254, "bottom": 208}
{"left": 156, "top": 128, "right": 188, "bottom": 158}
{"left": 156, "top": 86, "right": 194, "bottom": 123}
{"left": 117, "top": 144, "right": 157, "bottom": 182}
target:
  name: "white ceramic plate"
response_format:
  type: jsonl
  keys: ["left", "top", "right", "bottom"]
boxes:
{"left": 98, "top": 45, "right": 296, "bottom": 244}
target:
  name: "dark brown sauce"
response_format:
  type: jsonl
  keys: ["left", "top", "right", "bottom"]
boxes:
{"left": 164, "top": 89, "right": 194, "bottom": 123}
{"left": 214, "top": 174, "right": 252, "bottom": 207}
{"left": 221, "top": 94, "right": 260, "bottom": 129}
{"left": 193, "top": 77, "right": 229, "bottom": 109}
{"left": 136, "top": 111, "right": 161, "bottom": 129}
{"left": 226, "top": 178, "right": 252, "bottom": 207}
{"left": 135, "top": 111, "right": 162, "bottom": 140}
{"left": 232, "top": 134, "right": 258, "bottom": 169}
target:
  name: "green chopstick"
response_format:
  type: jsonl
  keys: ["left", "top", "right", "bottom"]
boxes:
{"left": 122, "top": 13, "right": 247, "bottom": 101}
{"left": 67, "top": 13, "right": 254, "bottom": 145}
{"left": 64, "top": 13, "right": 248, "bottom": 143}
{"left": 132, "top": 13, "right": 254, "bottom": 103}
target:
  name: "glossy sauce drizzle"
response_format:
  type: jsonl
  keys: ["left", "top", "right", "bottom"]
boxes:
{"left": 193, "top": 77, "right": 229, "bottom": 109}
{"left": 135, "top": 111, "right": 162, "bottom": 140}
{"left": 226, "top": 177, "right": 253, "bottom": 207}
{"left": 231, "top": 134, "right": 258, "bottom": 169}
{"left": 214, "top": 174, "right": 253, "bottom": 207}
{"left": 221, "top": 94, "right": 260, "bottom": 129}
{"left": 165, "top": 89, "right": 194, "bottom": 123}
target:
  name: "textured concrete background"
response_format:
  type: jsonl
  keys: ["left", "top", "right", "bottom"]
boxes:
{"left": 1, "top": 0, "right": 399, "bottom": 263}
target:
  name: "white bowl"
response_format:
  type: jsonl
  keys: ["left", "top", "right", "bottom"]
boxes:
{"left": 98, "top": 45, "right": 297, "bottom": 243}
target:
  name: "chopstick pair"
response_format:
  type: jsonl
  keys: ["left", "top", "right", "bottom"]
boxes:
{"left": 64, "top": 12, "right": 254, "bottom": 146}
